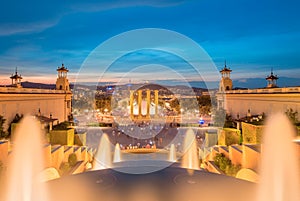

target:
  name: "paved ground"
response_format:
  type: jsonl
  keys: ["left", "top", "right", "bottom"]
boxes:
{"left": 48, "top": 164, "right": 256, "bottom": 201}
{"left": 78, "top": 126, "right": 211, "bottom": 152}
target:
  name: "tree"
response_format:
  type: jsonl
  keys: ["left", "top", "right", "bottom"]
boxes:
{"left": 7, "top": 113, "right": 23, "bottom": 137}
{"left": 53, "top": 121, "right": 71, "bottom": 130}
{"left": 285, "top": 108, "right": 298, "bottom": 125}
{"left": 68, "top": 153, "right": 77, "bottom": 167}
{"left": 0, "top": 115, "right": 6, "bottom": 138}
{"left": 212, "top": 108, "right": 226, "bottom": 127}
{"left": 213, "top": 153, "right": 241, "bottom": 176}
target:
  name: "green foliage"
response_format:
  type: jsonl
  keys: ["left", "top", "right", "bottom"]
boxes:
{"left": 68, "top": 153, "right": 78, "bottom": 167}
{"left": 214, "top": 153, "right": 231, "bottom": 172}
{"left": 181, "top": 98, "right": 199, "bottom": 113}
{"left": 224, "top": 114, "right": 235, "bottom": 128}
{"left": 59, "top": 162, "right": 71, "bottom": 176}
{"left": 241, "top": 122, "right": 264, "bottom": 144}
{"left": 8, "top": 113, "right": 23, "bottom": 137}
{"left": 197, "top": 95, "right": 211, "bottom": 106}
{"left": 0, "top": 115, "right": 6, "bottom": 138}
{"left": 285, "top": 108, "right": 298, "bottom": 125}
{"left": 225, "top": 164, "right": 242, "bottom": 177}
{"left": 197, "top": 95, "right": 212, "bottom": 115}
{"left": 53, "top": 121, "right": 71, "bottom": 130}
{"left": 218, "top": 128, "right": 241, "bottom": 146}
{"left": 213, "top": 108, "right": 226, "bottom": 127}
{"left": 169, "top": 99, "right": 180, "bottom": 114}
{"left": 58, "top": 153, "right": 78, "bottom": 176}
{"left": 213, "top": 153, "right": 241, "bottom": 176}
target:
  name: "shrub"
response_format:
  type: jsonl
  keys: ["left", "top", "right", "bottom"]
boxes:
{"left": 225, "top": 164, "right": 242, "bottom": 177}
{"left": 68, "top": 153, "right": 77, "bottom": 167}
{"left": 53, "top": 121, "right": 71, "bottom": 130}
{"left": 213, "top": 153, "right": 241, "bottom": 176}
{"left": 59, "top": 162, "right": 70, "bottom": 176}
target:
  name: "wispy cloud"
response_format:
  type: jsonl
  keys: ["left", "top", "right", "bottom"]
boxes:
{"left": 69, "top": 0, "right": 186, "bottom": 12}
{"left": 0, "top": 20, "right": 59, "bottom": 36}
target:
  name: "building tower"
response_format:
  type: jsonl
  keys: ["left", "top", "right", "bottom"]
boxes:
{"left": 266, "top": 69, "right": 278, "bottom": 88}
{"left": 10, "top": 68, "right": 22, "bottom": 88}
{"left": 219, "top": 61, "right": 233, "bottom": 92}
{"left": 56, "top": 64, "right": 70, "bottom": 91}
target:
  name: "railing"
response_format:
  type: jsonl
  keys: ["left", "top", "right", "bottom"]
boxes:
{"left": 224, "top": 86, "right": 300, "bottom": 94}
{"left": 0, "top": 86, "right": 70, "bottom": 94}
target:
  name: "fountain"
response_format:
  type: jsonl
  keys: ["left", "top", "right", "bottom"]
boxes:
{"left": 3, "top": 116, "right": 49, "bottom": 201}
{"left": 181, "top": 129, "right": 199, "bottom": 171}
{"left": 168, "top": 144, "right": 177, "bottom": 162}
{"left": 113, "top": 143, "right": 122, "bottom": 163}
{"left": 1, "top": 114, "right": 300, "bottom": 201}
{"left": 93, "top": 133, "right": 112, "bottom": 170}
{"left": 257, "top": 113, "right": 300, "bottom": 201}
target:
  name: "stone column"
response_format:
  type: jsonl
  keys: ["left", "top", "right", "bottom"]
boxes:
{"left": 154, "top": 90, "right": 159, "bottom": 117}
{"left": 146, "top": 89, "right": 151, "bottom": 118}
{"left": 130, "top": 90, "right": 134, "bottom": 118}
{"left": 138, "top": 90, "right": 142, "bottom": 118}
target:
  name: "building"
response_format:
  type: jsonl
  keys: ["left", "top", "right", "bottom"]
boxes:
{"left": 216, "top": 64, "right": 300, "bottom": 118}
{"left": 0, "top": 64, "right": 72, "bottom": 129}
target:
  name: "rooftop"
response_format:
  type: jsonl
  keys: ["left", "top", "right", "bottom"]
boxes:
{"left": 0, "top": 86, "right": 71, "bottom": 94}
{"left": 220, "top": 86, "right": 300, "bottom": 94}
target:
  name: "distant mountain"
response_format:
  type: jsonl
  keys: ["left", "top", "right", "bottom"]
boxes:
{"left": 21, "top": 81, "right": 56, "bottom": 89}
{"left": 233, "top": 77, "right": 300, "bottom": 89}
{"left": 8, "top": 76, "right": 299, "bottom": 91}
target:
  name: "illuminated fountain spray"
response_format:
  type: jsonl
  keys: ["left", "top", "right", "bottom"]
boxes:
{"left": 257, "top": 113, "right": 300, "bottom": 201}
{"left": 113, "top": 143, "right": 122, "bottom": 163}
{"left": 181, "top": 129, "right": 199, "bottom": 171}
{"left": 168, "top": 144, "right": 177, "bottom": 162}
{"left": 93, "top": 133, "right": 112, "bottom": 170}
{"left": 4, "top": 116, "right": 49, "bottom": 201}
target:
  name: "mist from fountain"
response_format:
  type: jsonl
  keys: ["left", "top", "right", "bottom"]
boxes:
{"left": 257, "top": 113, "right": 300, "bottom": 201}
{"left": 3, "top": 116, "right": 49, "bottom": 201}
{"left": 181, "top": 129, "right": 199, "bottom": 171}
{"left": 168, "top": 144, "right": 177, "bottom": 162}
{"left": 113, "top": 143, "right": 121, "bottom": 163}
{"left": 93, "top": 133, "right": 112, "bottom": 170}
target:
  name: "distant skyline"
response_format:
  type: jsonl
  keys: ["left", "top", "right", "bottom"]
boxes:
{"left": 0, "top": 0, "right": 300, "bottom": 88}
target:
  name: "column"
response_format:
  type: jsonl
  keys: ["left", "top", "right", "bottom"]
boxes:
{"left": 154, "top": 90, "right": 159, "bottom": 118}
{"left": 146, "top": 89, "right": 151, "bottom": 118}
{"left": 138, "top": 90, "right": 142, "bottom": 118}
{"left": 130, "top": 90, "right": 134, "bottom": 118}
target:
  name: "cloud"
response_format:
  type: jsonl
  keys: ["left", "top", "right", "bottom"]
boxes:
{"left": 68, "top": 0, "right": 186, "bottom": 12}
{"left": 0, "top": 20, "right": 59, "bottom": 36}
{"left": 237, "top": 79, "right": 247, "bottom": 83}
{"left": 0, "top": 0, "right": 187, "bottom": 36}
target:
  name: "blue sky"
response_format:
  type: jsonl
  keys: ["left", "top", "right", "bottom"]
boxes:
{"left": 0, "top": 0, "right": 299, "bottom": 88}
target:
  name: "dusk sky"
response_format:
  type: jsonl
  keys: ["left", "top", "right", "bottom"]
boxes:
{"left": 0, "top": 0, "right": 299, "bottom": 88}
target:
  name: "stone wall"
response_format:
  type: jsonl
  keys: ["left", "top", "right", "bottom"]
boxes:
{"left": 50, "top": 128, "right": 74, "bottom": 146}
{"left": 205, "top": 132, "right": 218, "bottom": 147}
{"left": 74, "top": 132, "right": 87, "bottom": 146}
{"left": 51, "top": 145, "right": 64, "bottom": 170}
{"left": 242, "top": 122, "right": 264, "bottom": 144}
{"left": 242, "top": 144, "right": 261, "bottom": 171}
{"left": 229, "top": 145, "right": 243, "bottom": 165}
{"left": 0, "top": 90, "right": 72, "bottom": 130}
{"left": 218, "top": 128, "right": 241, "bottom": 146}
